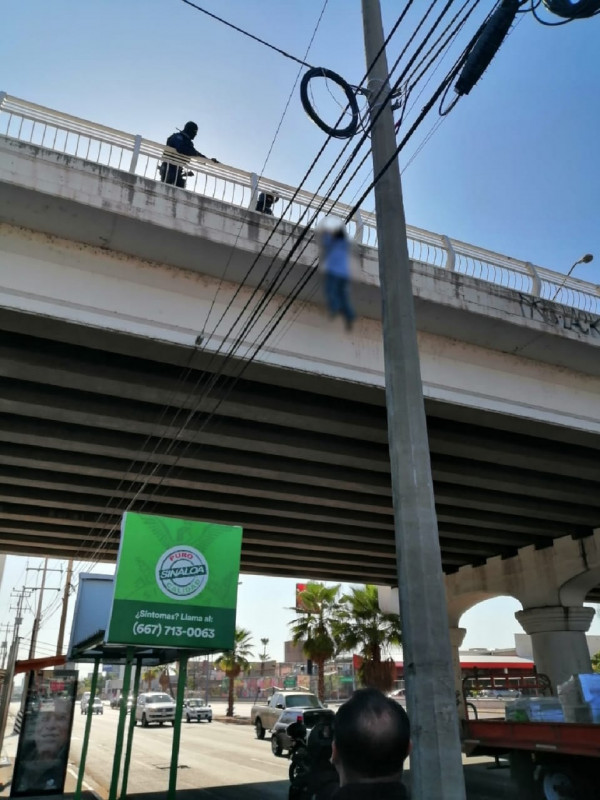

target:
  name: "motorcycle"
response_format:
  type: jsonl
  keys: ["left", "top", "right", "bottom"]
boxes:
{"left": 287, "top": 721, "right": 311, "bottom": 789}
{"left": 287, "top": 716, "right": 338, "bottom": 800}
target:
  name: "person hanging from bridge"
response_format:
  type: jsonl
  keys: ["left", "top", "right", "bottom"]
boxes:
{"left": 319, "top": 221, "right": 356, "bottom": 331}
{"left": 159, "top": 121, "right": 219, "bottom": 189}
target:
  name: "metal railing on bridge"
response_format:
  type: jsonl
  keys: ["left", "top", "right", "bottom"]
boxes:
{"left": 1, "top": 92, "right": 598, "bottom": 315}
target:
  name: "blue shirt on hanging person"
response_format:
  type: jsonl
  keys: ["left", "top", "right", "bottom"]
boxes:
{"left": 320, "top": 225, "right": 355, "bottom": 331}
{"left": 159, "top": 121, "right": 218, "bottom": 189}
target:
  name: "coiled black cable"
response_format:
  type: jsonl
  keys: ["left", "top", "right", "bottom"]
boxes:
{"left": 300, "top": 67, "right": 361, "bottom": 139}
{"left": 542, "top": 0, "right": 600, "bottom": 18}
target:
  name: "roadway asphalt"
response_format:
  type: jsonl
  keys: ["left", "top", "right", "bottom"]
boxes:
{"left": 1, "top": 701, "right": 514, "bottom": 799}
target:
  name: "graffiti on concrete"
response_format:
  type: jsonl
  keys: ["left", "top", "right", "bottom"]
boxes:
{"left": 519, "top": 295, "right": 600, "bottom": 338}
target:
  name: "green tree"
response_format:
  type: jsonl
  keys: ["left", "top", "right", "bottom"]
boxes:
{"left": 289, "top": 582, "right": 340, "bottom": 702}
{"left": 82, "top": 674, "right": 106, "bottom": 694}
{"left": 215, "top": 627, "right": 254, "bottom": 717}
{"left": 142, "top": 667, "right": 159, "bottom": 691}
{"left": 159, "top": 664, "right": 176, "bottom": 697}
{"left": 334, "top": 584, "right": 402, "bottom": 692}
{"left": 259, "top": 637, "right": 270, "bottom": 676}
{"left": 591, "top": 651, "right": 600, "bottom": 674}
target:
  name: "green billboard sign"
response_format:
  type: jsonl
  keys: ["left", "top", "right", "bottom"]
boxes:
{"left": 106, "top": 512, "right": 242, "bottom": 650}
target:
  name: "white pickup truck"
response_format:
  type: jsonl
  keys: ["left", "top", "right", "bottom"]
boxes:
{"left": 251, "top": 689, "right": 323, "bottom": 740}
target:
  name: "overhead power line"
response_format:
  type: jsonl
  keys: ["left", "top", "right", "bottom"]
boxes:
{"left": 180, "top": 0, "right": 315, "bottom": 68}
{"left": 203, "top": 0, "right": 330, "bottom": 333}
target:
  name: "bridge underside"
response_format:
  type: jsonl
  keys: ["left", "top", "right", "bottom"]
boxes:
{"left": 1, "top": 309, "right": 599, "bottom": 599}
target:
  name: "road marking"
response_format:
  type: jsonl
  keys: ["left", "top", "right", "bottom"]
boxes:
{"left": 67, "top": 766, "right": 92, "bottom": 791}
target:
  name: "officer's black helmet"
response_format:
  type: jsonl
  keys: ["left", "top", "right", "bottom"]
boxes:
{"left": 183, "top": 121, "right": 198, "bottom": 137}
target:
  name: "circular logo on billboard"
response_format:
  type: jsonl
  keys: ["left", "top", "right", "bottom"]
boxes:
{"left": 155, "top": 546, "right": 209, "bottom": 600}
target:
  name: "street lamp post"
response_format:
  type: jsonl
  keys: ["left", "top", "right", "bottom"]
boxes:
{"left": 550, "top": 253, "right": 593, "bottom": 302}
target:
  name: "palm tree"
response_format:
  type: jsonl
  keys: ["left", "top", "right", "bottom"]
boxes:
{"left": 142, "top": 667, "right": 159, "bottom": 691}
{"left": 289, "top": 582, "right": 340, "bottom": 702}
{"left": 159, "top": 665, "right": 175, "bottom": 697}
{"left": 215, "top": 627, "right": 254, "bottom": 717}
{"left": 259, "top": 637, "right": 270, "bottom": 676}
{"left": 335, "top": 584, "right": 402, "bottom": 692}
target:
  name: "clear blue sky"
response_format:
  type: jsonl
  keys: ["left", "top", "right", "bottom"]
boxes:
{"left": 1, "top": 1, "right": 599, "bottom": 660}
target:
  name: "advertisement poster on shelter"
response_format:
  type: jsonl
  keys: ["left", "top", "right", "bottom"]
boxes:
{"left": 11, "top": 669, "right": 78, "bottom": 797}
{"left": 106, "top": 512, "right": 242, "bottom": 650}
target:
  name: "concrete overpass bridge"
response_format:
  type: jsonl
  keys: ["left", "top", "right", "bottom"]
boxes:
{"left": 1, "top": 93, "right": 599, "bottom": 684}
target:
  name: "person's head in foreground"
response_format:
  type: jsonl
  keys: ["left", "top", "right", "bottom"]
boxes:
{"left": 332, "top": 688, "right": 410, "bottom": 787}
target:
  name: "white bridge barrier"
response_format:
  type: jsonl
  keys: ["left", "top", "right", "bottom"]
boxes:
{"left": 1, "top": 92, "right": 598, "bottom": 316}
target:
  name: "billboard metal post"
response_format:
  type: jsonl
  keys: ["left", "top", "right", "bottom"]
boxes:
{"left": 75, "top": 658, "right": 99, "bottom": 800}
{"left": 167, "top": 656, "right": 188, "bottom": 800}
{"left": 120, "top": 658, "right": 141, "bottom": 800}
{"left": 108, "top": 648, "right": 133, "bottom": 800}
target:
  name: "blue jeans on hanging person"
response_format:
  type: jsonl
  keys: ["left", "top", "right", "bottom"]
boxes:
{"left": 325, "top": 272, "right": 355, "bottom": 328}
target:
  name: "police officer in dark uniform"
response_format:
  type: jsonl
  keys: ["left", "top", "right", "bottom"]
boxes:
{"left": 159, "top": 121, "right": 218, "bottom": 188}
{"left": 255, "top": 191, "right": 279, "bottom": 215}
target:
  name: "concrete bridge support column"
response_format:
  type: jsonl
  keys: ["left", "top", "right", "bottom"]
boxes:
{"left": 449, "top": 627, "right": 467, "bottom": 719}
{"left": 515, "top": 606, "right": 594, "bottom": 691}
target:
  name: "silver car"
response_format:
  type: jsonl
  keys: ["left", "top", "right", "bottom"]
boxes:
{"left": 184, "top": 698, "right": 212, "bottom": 723}
{"left": 81, "top": 696, "right": 103, "bottom": 715}
{"left": 135, "top": 692, "right": 176, "bottom": 727}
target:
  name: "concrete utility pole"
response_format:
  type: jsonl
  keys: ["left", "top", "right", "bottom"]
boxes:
{"left": 28, "top": 557, "right": 49, "bottom": 661}
{"left": 0, "top": 588, "right": 27, "bottom": 755}
{"left": 360, "top": 2, "right": 466, "bottom": 797}
{"left": 56, "top": 558, "right": 73, "bottom": 655}
{"left": 0, "top": 623, "right": 10, "bottom": 670}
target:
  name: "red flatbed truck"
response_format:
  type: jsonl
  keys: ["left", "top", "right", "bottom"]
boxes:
{"left": 462, "top": 718, "right": 600, "bottom": 799}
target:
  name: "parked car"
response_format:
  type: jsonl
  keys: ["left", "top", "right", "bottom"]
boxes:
{"left": 91, "top": 697, "right": 104, "bottom": 714}
{"left": 251, "top": 690, "right": 324, "bottom": 742}
{"left": 110, "top": 694, "right": 134, "bottom": 712}
{"left": 81, "top": 696, "right": 103, "bottom": 715}
{"left": 184, "top": 698, "right": 212, "bottom": 723}
{"left": 135, "top": 692, "right": 176, "bottom": 727}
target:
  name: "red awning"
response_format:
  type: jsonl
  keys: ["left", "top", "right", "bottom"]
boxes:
{"left": 391, "top": 659, "right": 534, "bottom": 672}
{"left": 459, "top": 660, "right": 534, "bottom": 671}
{"left": 15, "top": 655, "right": 67, "bottom": 675}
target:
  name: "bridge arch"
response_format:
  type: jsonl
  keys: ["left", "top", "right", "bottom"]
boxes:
{"left": 560, "top": 565, "right": 600, "bottom": 606}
